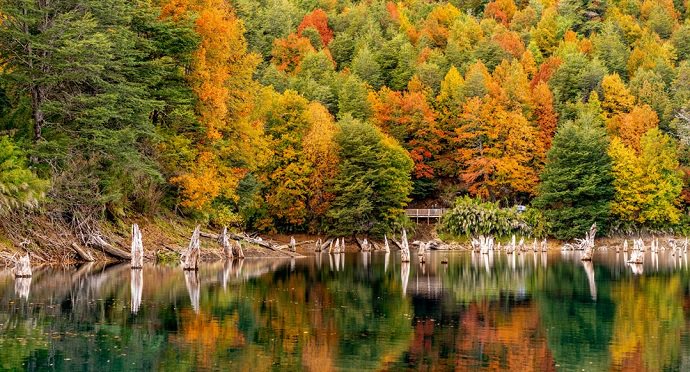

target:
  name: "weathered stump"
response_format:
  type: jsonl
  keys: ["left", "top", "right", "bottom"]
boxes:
{"left": 220, "top": 227, "right": 234, "bottom": 260}
{"left": 541, "top": 239, "right": 548, "bottom": 252}
{"left": 401, "top": 229, "right": 410, "bottom": 263}
{"left": 181, "top": 225, "right": 201, "bottom": 271}
{"left": 361, "top": 238, "right": 370, "bottom": 252}
{"left": 131, "top": 224, "right": 144, "bottom": 269}
{"left": 383, "top": 235, "right": 390, "bottom": 253}
{"left": 314, "top": 238, "right": 322, "bottom": 252}
{"left": 14, "top": 254, "right": 31, "bottom": 278}
{"left": 289, "top": 236, "right": 296, "bottom": 252}
{"left": 234, "top": 240, "right": 245, "bottom": 259}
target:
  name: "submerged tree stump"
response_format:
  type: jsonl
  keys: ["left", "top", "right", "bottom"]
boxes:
{"left": 131, "top": 224, "right": 144, "bottom": 269}
{"left": 234, "top": 240, "right": 245, "bottom": 259}
{"left": 14, "top": 254, "right": 31, "bottom": 278}
{"left": 401, "top": 229, "right": 410, "bottom": 263}
{"left": 289, "top": 236, "right": 296, "bottom": 252}
{"left": 220, "top": 227, "right": 234, "bottom": 260}
{"left": 361, "top": 238, "right": 370, "bottom": 252}
{"left": 181, "top": 226, "right": 201, "bottom": 271}
{"left": 383, "top": 235, "right": 390, "bottom": 253}
{"left": 580, "top": 224, "right": 597, "bottom": 261}
{"left": 314, "top": 238, "right": 322, "bottom": 252}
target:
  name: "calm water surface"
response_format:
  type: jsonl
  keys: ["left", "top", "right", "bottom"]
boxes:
{"left": 1, "top": 250, "right": 690, "bottom": 371}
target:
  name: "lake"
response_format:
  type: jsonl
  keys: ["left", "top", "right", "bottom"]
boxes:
{"left": 1, "top": 250, "right": 689, "bottom": 371}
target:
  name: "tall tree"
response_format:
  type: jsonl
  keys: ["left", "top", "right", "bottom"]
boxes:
{"left": 534, "top": 113, "right": 615, "bottom": 239}
{"left": 327, "top": 116, "right": 413, "bottom": 236}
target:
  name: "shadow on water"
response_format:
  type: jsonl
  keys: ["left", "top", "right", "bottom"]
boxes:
{"left": 0, "top": 250, "right": 689, "bottom": 371}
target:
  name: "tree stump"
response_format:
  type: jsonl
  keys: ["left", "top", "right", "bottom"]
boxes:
{"left": 14, "top": 254, "right": 31, "bottom": 277}
{"left": 340, "top": 238, "right": 346, "bottom": 253}
{"left": 361, "top": 238, "right": 370, "bottom": 252}
{"left": 401, "top": 229, "right": 410, "bottom": 263}
{"left": 234, "top": 240, "right": 245, "bottom": 259}
{"left": 383, "top": 235, "right": 390, "bottom": 253}
{"left": 541, "top": 239, "right": 548, "bottom": 252}
{"left": 314, "top": 238, "right": 322, "bottom": 252}
{"left": 289, "top": 236, "right": 296, "bottom": 252}
{"left": 131, "top": 224, "right": 144, "bottom": 269}
{"left": 181, "top": 226, "right": 201, "bottom": 271}
{"left": 220, "top": 227, "right": 234, "bottom": 260}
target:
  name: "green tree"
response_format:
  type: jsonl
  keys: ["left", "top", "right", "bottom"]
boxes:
{"left": 534, "top": 113, "right": 615, "bottom": 239}
{"left": 0, "top": 136, "right": 49, "bottom": 214}
{"left": 327, "top": 116, "right": 413, "bottom": 236}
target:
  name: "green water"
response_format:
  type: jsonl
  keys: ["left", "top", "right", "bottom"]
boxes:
{"left": 1, "top": 250, "right": 689, "bottom": 371}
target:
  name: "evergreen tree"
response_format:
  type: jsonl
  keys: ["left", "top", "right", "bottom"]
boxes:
{"left": 0, "top": 137, "right": 49, "bottom": 215}
{"left": 534, "top": 113, "right": 615, "bottom": 239}
{"left": 327, "top": 116, "right": 413, "bottom": 236}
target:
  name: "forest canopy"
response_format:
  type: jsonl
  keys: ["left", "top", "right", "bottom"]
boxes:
{"left": 1, "top": 0, "right": 690, "bottom": 238}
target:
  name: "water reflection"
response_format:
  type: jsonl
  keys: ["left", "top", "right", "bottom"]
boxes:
{"left": 0, "top": 251, "right": 689, "bottom": 371}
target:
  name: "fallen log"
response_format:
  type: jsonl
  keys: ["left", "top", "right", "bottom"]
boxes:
{"left": 71, "top": 242, "right": 95, "bottom": 262}
{"left": 88, "top": 234, "right": 131, "bottom": 260}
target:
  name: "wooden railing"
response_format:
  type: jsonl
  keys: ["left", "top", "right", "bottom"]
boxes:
{"left": 405, "top": 208, "right": 448, "bottom": 221}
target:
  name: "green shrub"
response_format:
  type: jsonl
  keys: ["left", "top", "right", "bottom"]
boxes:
{"left": 439, "top": 196, "right": 529, "bottom": 239}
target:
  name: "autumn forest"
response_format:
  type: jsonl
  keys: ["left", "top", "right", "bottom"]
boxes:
{"left": 2, "top": 0, "right": 690, "bottom": 241}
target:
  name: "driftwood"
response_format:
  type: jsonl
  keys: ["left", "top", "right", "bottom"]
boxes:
{"left": 14, "top": 254, "right": 32, "bottom": 277}
{"left": 88, "top": 234, "right": 131, "bottom": 260}
{"left": 219, "top": 227, "right": 234, "bottom": 260}
{"left": 130, "top": 267, "right": 142, "bottom": 314}
{"left": 400, "top": 229, "right": 410, "bottom": 262}
{"left": 131, "top": 224, "right": 144, "bottom": 269}
{"left": 181, "top": 226, "right": 201, "bottom": 270}
{"left": 71, "top": 242, "right": 95, "bottom": 262}
{"left": 314, "top": 238, "right": 322, "bottom": 252}
{"left": 200, "top": 231, "right": 279, "bottom": 251}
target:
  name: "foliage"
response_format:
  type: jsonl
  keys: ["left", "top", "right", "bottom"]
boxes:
{"left": 534, "top": 115, "right": 615, "bottom": 240}
{"left": 326, "top": 117, "right": 413, "bottom": 236}
{"left": 0, "top": 136, "right": 48, "bottom": 214}
{"left": 439, "top": 196, "right": 528, "bottom": 238}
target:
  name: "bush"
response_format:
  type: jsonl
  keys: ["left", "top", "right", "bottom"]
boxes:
{"left": 0, "top": 136, "right": 49, "bottom": 215}
{"left": 439, "top": 196, "right": 529, "bottom": 239}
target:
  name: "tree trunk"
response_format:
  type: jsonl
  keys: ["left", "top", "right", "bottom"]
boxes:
{"left": 181, "top": 226, "right": 201, "bottom": 270}
{"left": 130, "top": 224, "right": 144, "bottom": 268}
{"left": 71, "top": 242, "right": 95, "bottom": 262}
{"left": 219, "top": 227, "right": 234, "bottom": 260}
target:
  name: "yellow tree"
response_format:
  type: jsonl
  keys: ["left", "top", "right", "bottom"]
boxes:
{"left": 601, "top": 73, "right": 635, "bottom": 119}
{"left": 161, "top": 0, "right": 261, "bottom": 211}
{"left": 609, "top": 129, "right": 682, "bottom": 226}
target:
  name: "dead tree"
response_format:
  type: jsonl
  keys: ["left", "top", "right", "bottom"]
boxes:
{"left": 131, "top": 224, "right": 144, "bottom": 269}
{"left": 401, "top": 229, "right": 410, "bottom": 263}
{"left": 234, "top": 240, "right": 245, "bottom": 259}
{"left": 383, "top": 235, "right": 390, "bottom": 253}
{"left": 181, "top": 226, "right": 201, "bottom": 271}
{"left": 219, "top": 227, "right": 234, "bottom": 260}
{"left": 289, "top": 236, "right": 296, "bottom": 252}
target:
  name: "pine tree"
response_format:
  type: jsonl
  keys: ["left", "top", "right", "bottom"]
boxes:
{"left": 327, "top": 116, "right": 413, "bottom": 236}
{"left": 534, "top": 113, "right": 615, "bottom": 240}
